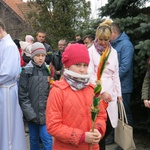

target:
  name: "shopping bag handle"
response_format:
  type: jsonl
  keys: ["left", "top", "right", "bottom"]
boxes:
{"left": 118, "top": 101, "right": 128, "bottom": 125}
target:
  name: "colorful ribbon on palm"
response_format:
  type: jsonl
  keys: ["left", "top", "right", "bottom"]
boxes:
{"left": 90, "top": 47, "right": 110, "bottom": 149}
{"left": 46, "top": 65, "right": 54, "bottom": 87}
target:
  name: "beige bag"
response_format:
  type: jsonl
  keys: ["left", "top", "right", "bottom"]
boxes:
{"left": 114, "top": 101, "right": 136, "bottom": 150}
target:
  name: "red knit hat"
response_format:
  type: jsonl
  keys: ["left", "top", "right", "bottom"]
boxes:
{"left": 62, "top": 43, "right": 90, "bottom": 68}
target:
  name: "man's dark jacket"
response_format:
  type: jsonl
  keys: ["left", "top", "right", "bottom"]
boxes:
{"left": 51, "top": 51, "right": 63, "bottom": 80}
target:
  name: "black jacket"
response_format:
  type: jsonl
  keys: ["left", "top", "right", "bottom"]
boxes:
{"left": 18, "top": 61, "right": 50, "bottom": 125}
{"left": 43, "top": 42, "right": 53, "bottom": 64}
{"left": 51, "top": 51, "right": 63, "bottom": 80}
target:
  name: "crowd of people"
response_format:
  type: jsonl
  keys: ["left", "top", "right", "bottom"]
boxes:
{"left": 1, "top": 16, "right": 147, "bottom": 150}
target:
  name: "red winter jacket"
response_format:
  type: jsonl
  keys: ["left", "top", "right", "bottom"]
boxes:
{"left": 46, "top": 79, "right": 107, "bottom": 150}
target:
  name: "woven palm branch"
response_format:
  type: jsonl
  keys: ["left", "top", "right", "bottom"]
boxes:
{"left": 90, "top": 47, "right": 110, "bottom": 150}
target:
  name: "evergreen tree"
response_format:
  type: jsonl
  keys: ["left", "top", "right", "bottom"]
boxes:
{"left": 98, "top": 0, "right": 150, "bottom": 76}
{"left": 27, "top": 0, "right": 91, "bottom": 49}
{"left": 98, "top": 0, "right": 150, "bottom": 124}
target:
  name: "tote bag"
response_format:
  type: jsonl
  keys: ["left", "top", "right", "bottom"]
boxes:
{"left": 114, "top": 101, "right": 136, "bottom": 150}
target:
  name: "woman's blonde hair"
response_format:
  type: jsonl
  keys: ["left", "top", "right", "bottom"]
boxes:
{"left": 96, "top": 19, "right": 113, "bottom": 40}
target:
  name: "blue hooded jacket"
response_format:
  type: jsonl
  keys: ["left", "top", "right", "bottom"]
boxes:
{"left": 111, "top": 32, "right": 134, "bottom": 93}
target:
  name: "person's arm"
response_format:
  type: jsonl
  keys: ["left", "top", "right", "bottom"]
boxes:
{"left": 142, "top": 72, "right": 150, "bottom": 100}
{"left": 0, "top": 44, "right": 20, "bottom": 84}
{"left": 113, "top": 50, "right": 122, "bottom": 98}
{"left": 45, "top": 53, "right": 52, "bottom": 65}
{"left": 45, "top": 43, "right": 53, "bottom": 64}
{"left": 119, "top": 43, "right": 134, "bottom": 80}
{"left": 142, "top": 71, "right": 150, "bottom": 109}
{"left": 18, "top": 69, "right": 37, "bottom": 121}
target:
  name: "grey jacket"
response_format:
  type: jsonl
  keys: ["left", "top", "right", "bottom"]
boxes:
{"left": 18, "top": 61, "right": 50, "bottom": 124}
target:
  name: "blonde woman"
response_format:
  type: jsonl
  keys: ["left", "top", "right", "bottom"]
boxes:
{"left": 88, "top": 19, "right": 122, "bottom": 150}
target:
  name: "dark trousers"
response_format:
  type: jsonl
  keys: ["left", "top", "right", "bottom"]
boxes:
{"left": 99, "top": 113, "right": 113, "bottom": 150}
{"left": 122, "top": 93, "right": 133, "bottom": 126}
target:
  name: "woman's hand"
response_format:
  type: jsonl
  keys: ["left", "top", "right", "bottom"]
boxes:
{"left": 117, "top": 96, "right": 123, "bottom": 102}
{"left": 101, "top": 92, "right": 112, "bottom": 103}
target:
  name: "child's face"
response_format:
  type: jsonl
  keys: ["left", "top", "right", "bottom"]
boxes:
{"left": 68, "top": 63, "right": 88, "bottom": 75}
{"left": 33, "top": 54, "right": 46, "bottom": 66}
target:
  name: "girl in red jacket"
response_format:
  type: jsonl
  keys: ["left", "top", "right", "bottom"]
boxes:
{"left": 46, "top": 43, "right": 107, "bottom": 150}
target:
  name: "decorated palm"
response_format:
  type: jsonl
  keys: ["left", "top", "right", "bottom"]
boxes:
{"left": 46, "top": 65, "right": 54, "bottom": 87}
{"left": 90, "top": 47, "right": 110, "bottom": 150}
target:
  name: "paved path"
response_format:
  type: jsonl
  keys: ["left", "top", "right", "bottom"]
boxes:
{"left": 106, "top": 144, "right": 117, "bottom": 150}
{"left": 106, "top": 143, "right": 150, "bottom": 150}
